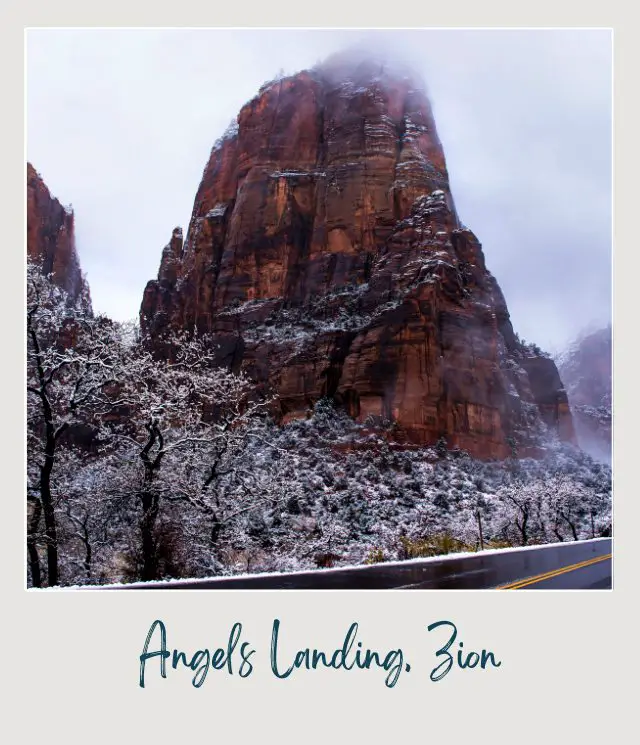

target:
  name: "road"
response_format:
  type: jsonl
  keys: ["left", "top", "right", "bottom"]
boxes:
{"left": 497, "top": 551, "right": 612, "bottom": 589}
{"left": 93, "top": 537, "right": 612, "bottom": 590}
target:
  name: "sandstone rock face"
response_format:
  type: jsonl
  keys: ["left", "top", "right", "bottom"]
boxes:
{"left": 27, "top": 162, "right": 91, "bottom": 310}
{"left": 558, "top": 326, "right": 611, "bottom": 462}
{"left": 141, "top": 55, "right": 574, "bottom": 458}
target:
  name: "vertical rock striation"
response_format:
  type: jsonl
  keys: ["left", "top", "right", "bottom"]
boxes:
{"left": 141, "top": 53, "right": 574, "bottom": 458}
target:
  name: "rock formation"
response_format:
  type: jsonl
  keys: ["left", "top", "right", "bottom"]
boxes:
{"left": 27, "top": 162, "right": 91, "bottom": 310}
{"left": 557, "top": 325, "right": 611, "bottom": 462}
{"left": 141, "top": 53, "right": 574, "bottom": 459}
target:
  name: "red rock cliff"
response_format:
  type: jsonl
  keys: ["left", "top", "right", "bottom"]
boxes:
{"left": 141, "top": 54, "right": 574, "bottom": 458}
{"left": 27, "top": 162, "right": 91, "bottom": 310}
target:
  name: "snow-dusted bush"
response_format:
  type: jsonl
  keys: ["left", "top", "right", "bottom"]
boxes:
{"left": 26, "top": 269, "right": 612, "bottom": 586}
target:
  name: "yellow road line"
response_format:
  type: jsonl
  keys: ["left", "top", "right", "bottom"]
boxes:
{"left": 498, "top": 553, "right": 612, "bottom": 590}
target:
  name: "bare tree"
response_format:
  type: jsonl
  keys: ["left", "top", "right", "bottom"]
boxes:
{"left": 94, "top": 331, "right": 282, "bottom": 581}
{"left": 26, "top": 262, "right": 128, "bottom": 586}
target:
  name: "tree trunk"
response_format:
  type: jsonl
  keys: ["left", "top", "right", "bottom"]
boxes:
{"left": 27, "top": 497, "right": 42, "bottom": 588}
{"left": 28, "top": 318, "right": 63, "bottom": 587}
{"left": 516, "top": 511, "right": 529, "bottom": 546}
{"left": 82, "top": 530, "right": 92, "bottom": 580}
{"left": 138, "top": 422, "right": 163, "bottom": 582}
{"left": 563, "top": 515, "right": 579, "bottom": 542}
{"left": 476, "top": 510, "right": 485, "bottom": 551}
{"left": 210, "top": 512, "right": 222, "bottom": 546}
{"left": 41, "top": 449, "right": 59, "bottom": 586}
{"left": 140, "top": 489, "right": 159, "bottom": 582}
{"left": 553, "top": 512, "right": 564, "bottom": 543}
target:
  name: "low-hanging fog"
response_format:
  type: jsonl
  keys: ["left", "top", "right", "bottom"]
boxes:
{"left": 26, "top": 28, "right": 611, "bottom": 354}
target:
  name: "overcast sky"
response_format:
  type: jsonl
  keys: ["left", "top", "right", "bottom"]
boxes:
{"left": 26, "top": 29, "right": 611, "bottom": 354}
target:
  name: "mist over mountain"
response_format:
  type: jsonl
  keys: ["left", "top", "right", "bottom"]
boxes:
{"left": 557, "top": 325, "right": 612, "bottom": 463}
{"left": 26, "top": 29, "right": 612, "bottom": 352}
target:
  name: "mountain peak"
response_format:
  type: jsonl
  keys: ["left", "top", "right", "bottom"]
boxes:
{"left": 140, "top": 58, "right": 574, "bottom": 459}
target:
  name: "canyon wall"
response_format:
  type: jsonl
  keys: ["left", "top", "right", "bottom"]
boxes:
{"left": 27, "top": 162, "right": 91, "bottom": 310}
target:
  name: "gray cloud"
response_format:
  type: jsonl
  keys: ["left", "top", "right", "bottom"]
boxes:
{"left": 26, "top": 29, "right": 611, "bottom": 353}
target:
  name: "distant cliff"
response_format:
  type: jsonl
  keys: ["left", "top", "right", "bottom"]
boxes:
{"left": 140, "top": 52, "right": 574, "bottom": 459}
{"left": 27, "top": 162, "right": 91, "bottom": 310}
{"left": 558, "top": 325, "right": 611, "bottom": 462}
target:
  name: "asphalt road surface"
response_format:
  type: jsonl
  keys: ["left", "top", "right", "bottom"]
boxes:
{"left": 497, "top": 551, "right": 612, "bottom": 590}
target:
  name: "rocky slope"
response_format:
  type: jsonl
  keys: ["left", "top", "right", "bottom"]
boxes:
{"left": 27, "top": 162, "right": 91, "bottom": 309}
{"left": 557, "top": 325, "right": 612, "bottom": 462}
{"left": 141, "top": 53, "right": 574, "bottom": 459}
